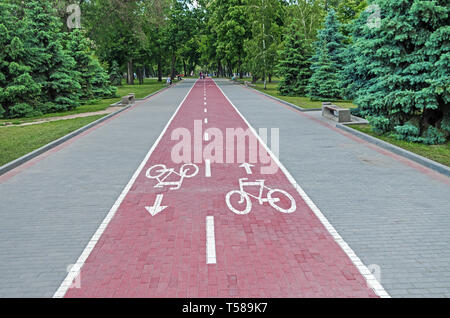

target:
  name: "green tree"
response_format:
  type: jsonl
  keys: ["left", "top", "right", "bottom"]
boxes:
{"left": 312, "top": 9, "right": 346, "bottom": 69}
{"left": 244, "top": 0, "right": 284, "bottom": 88}
{"left": 211, "top": 0, "right": 250, "bottom": 77}
{"left": 336, "top": 0, "right": 367, "bottom": 37}
{"left": 346, "top": 0, "right": 449, "bottom": 144}
{"left": 109, "top": 60, "right": 123, "bottom": 86}
{"left": 277, "top": 21, "right": 312, "bottom": 96}
{"left": 19, "top": 0, "right": 81, "bottom": 116}
{"left": 306, "top": 44, "right": 341, "bottom": 100}
{"left": 65, "top": 29, "right": 116, "bottom": 101}
{"left": 0, "top": 2, "right": 41, "bottom": 118}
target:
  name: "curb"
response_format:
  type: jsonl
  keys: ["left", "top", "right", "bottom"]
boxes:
{"left": 231, "top": 80, "right": 321, "bottom": 112}
{"left": 0, "top": 84, "right": 173, "bottom": 177}
{"left": 337, "top": 124, "right": 450, "bottom": 177}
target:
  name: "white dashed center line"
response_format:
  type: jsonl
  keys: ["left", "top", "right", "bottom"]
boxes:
{"left": 206, "top": 216, "right": 216, "bottom": 264}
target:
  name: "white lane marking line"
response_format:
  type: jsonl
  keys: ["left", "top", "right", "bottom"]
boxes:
{"left": 205, "top": 159, "right": 211, "bottom": 177}
{"left": 206, "top": 216, "right": 217, "bottom": 264}
{"left": 204, "top": 118, "right": 208, "bottom": 124}
{"left": 213, "top": 79, "right": 390, "bottom": 298}
{"left": 53, "top": 80, "right": 199, "bottom": 298}
{"left": 204, "top": 132, "right": 209, "bottom": 141}
{"left": 204, "top": 108, "right": 207, "bottom": 113}
{"left": 204, "top": 102, "right": 207, "bottom": 106}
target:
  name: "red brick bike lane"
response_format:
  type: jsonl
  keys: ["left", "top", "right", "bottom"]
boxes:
{"left": 62, "top": 78, "right": 381, "bottom": 298}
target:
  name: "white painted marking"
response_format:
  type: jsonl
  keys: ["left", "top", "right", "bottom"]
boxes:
{"left": 214, "top": 79, "right": 390, "bottom": 298}
{"left": 53, "top": 80, "right": 199, "bottom": 298}
{"left": 239, "top": 162, "right": 254, "bottom": 175}
{"left": 204, "top": 97, "right": 207, "bottom": 101}
{"left": 204, "top": 118, "right": 208, "bottom": 124}
{"left": 206, "top": 216, "right": 216, "bottom": 264}
{"left": 204, "top": 132, "right": 209, "bottom": 141}
{"left": 204, "top": 102, "right": 207, "bottom": 106}
{"left": 205, "top": 159, "right": 211, "bottom": 177}
{"left": 145, "top": 194, "right": 168, "bottom": 216}
{"left": 204, "top": 108, "right": 207, "bottom": 113}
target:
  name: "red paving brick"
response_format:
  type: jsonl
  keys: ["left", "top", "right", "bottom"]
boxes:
{"left": 65, "top": 78, "right": 378, "bottom": 298}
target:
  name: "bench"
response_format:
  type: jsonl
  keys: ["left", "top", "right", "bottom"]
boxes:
{"left": 244, "top": 81, "right": 256, "bottom": 88}
{"left": 121, "top": 93, "right": 135, "bottom": 106}
{"left": 322, "top": 102, "right": 351, "bottom": 123}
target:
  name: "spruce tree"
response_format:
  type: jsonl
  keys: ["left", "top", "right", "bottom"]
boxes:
{"left": 22, "top": 0, "right": 81, "bottom": 114}
{"left": 344, "top": 0, "right": 449, "bottom": 144}
{"left": 109, "top": 61, "right": 123, "bottom": 86}
{"left": 277, "top": 21, "right": 312, "bottom": 96}
{"left": 306, "top": 45, "right": 341, "bottom": 101}
{"left": 0, "top": 2, "right": 41, "bottom": 118}
{"left": 65, "top": 29, "right": 116, "bottom": 101}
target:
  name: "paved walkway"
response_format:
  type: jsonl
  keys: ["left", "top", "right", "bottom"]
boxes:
{"left": 0, "top": 78, "right": 449, "bottom": 298}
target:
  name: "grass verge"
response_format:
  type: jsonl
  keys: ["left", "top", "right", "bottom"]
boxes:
{"left": 348, "top": 124, "right": 450, "bottom": 167}
{"left": 0, "top": 78, "right": 167, "bottom": 125}
{"left": 234, "top": 79, "right": 357, "bottom": 109}
{"left": 0, "top": 115, "right": 105, "bottom": 166}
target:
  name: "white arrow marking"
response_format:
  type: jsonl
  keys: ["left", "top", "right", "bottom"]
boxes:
{"left": 145, "top": 194, "right": 168, "bottom": 216}
{"left": 206, "top": 216, "right": 216, "bottom": 264}
{"left": 239, "top": 163, "right": 255, "bottom": 175}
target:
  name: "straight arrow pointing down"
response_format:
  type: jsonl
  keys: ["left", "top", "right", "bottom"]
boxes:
{"left": 145, "top": 194, "right": 168, "bottom": 216}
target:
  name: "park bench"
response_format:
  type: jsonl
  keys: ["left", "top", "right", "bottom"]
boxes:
{"left": 244, "top": 81, "right": 256, "bottom": 88}
{"left": 121, "top": 93, "right": 135, "bottom": 106}
{"left": 322, "top": 102, "right": 351, "bottom": 123}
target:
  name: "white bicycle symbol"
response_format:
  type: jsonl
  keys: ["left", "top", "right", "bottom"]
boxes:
{"left": 226, "top": 178, "right": 296, "bottom": 215}
{"left": 146, "top": 163, "right": 199, "bottom": 190}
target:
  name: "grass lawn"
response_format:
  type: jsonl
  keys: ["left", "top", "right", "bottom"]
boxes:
{"left": 234, "top": 78, "right": 357, "bottom": 110}
{"left": 0, "top": 115, "right": 106, "bottom": 166}
{"left": 349, "top": 124, "right": 450, "bottom": 167}
{"left": 0, "top": 78, "right": 167, "bottom": 125}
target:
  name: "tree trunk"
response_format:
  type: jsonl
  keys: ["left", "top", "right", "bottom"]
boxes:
{"left": 127, "top": 58, "right": 134, "bottom": 85}
{"left": 171, "top": 52, "right": 176, "bottom": 80}
{"left": 183, "top": 60, "right": 187, "bottom": 77}
{"left": 157, "top": 57, "right": 162, "bottom": 82}
{"left": 268, "top": 73, "right": 272, "bottom": 83}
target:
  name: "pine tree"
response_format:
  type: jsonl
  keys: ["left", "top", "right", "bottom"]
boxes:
{"left": 306, "top": 45, "right": 341, "bottom": 101}
{"left": 312, "top": 9, "right": 346, "bottom": 70}
{"left": 109, "top": 61, "right": 123, "bottom": 86}
{"left": 0, "top": 2, "right": 41, "bottom": 118}
{"left": 22, "top": 0, "right": 81, "bottom": 114}
{"left": 277, "top": 21, "right": 312, "bottom": 96}
{"left": 345, "top": 0, "right": 449, "bottom": 144}
{"left": 307, "top": 10, "right": 346, "bottom": 100}
{"left": 65, "top": 29, "right": 116, "bottom": 101}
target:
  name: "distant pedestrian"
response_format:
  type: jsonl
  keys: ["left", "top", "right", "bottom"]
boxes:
{"left": 166, "top": 76, "right": 172, "bottom": 86}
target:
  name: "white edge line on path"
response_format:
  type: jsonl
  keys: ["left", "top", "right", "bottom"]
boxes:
{"left": 213, "top": 78, "right": 390, "bottom": 298}
{"left": 206, "top": 216, "right": 217, "bottom": 264}
{"left": 53, "top": 79, "right": 198, "bottom": 298}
